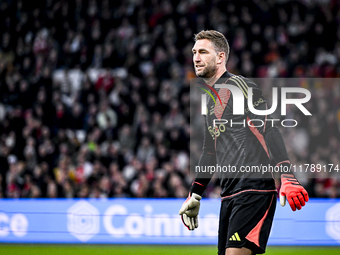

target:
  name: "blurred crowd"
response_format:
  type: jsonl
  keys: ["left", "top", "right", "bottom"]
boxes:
{"left": 0, "top": 0, "right": 340, "bottom": 199}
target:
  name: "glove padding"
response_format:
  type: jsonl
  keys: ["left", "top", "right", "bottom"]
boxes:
{"left": 280, "top": 174, "right": 309, "bottom": 211}
{"left": 179, "top": 193, "right": 202, "bottom": 230}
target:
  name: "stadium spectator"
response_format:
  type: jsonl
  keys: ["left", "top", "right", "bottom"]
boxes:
{"left": 0, "top": 0, "right": 339, "bottom": 199}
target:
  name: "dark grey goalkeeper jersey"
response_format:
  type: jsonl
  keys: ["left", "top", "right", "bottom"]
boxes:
{"left": 191, "top": 71, "right": 290, "bottom": 198}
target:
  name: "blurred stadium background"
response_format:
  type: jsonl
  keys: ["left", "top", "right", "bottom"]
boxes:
{"left": 0, "top": 0, "right": 340, "bottom": 253}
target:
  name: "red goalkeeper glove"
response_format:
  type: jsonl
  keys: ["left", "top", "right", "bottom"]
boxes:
{"left": 179, "top": 193, "right": 201, "bottom": 230}
{"left": 280, "top": 174, "right": 309, "bottom": 211}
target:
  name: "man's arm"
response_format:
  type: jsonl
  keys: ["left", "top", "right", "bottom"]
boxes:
{"left": 264, "top": 115, "right": 309, "bottom": 211}
{"left": 190, "top": 115, "right": 216, "bottom": 196}
{"left": 244, "top": 81, "right": 309, "bottom": 211}
{"left": 179, "top": 116, "right": 216, "bottom": 230}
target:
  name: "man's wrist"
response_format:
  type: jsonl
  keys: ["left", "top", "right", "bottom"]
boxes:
{"left": 277, "top": 162, "right": 296, "bottom": 177}
{"left": 190, "top": 182, "right": 206, "bottom": 197}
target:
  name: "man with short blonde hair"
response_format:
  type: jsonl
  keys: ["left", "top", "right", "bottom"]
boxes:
{"left": 194, "top": 30, "right": 230, "bottom": 64}
{"left": 179, "top": 30, "right": 309, "bottom": 255}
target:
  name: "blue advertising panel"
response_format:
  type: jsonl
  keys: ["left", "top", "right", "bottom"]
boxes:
{"left": 0, "top": 198, "right": 339, "bottom": 245}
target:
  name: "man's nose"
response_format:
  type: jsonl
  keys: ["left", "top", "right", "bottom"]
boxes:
{"left": 194, "top": 53, "right": 201, "bottom": 62}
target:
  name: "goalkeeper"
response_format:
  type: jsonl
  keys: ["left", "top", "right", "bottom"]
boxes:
{"left": 179, "top": 30, "right": 309, "bottom": 255}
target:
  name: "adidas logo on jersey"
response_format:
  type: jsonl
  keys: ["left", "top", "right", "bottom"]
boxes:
{"left": 229, "top": 232, "right": 241, "bottom": 241}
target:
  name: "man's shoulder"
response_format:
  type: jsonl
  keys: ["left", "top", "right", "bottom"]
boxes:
{"left": 226, "top": 73, "right": 258, "bottom": 89}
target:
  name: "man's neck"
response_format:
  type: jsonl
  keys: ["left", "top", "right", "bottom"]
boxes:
{"left": 203, "top": 67, "right": 227, "bottom": 86}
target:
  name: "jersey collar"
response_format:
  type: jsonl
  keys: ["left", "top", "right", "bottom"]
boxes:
{"left": 212, "top": 70, "right": 234, "bottom": 88}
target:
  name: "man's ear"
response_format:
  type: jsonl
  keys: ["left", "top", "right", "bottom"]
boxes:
{"left": 217, "top": 52, "right": 225, "bottom": 65}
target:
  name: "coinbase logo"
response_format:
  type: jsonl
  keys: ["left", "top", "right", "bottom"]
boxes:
{"left": 67, "top": 201, "right": 100, "bottom": 242}
{"left": 0, "top": 213, "right": 28, "bottom": 237}
{"left": 326, "top": 202, "right": 340, "bottom": 243}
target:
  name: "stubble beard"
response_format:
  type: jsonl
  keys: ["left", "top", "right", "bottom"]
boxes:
{"left": 196, "top": 63, "right": 217, "bottom": 79}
